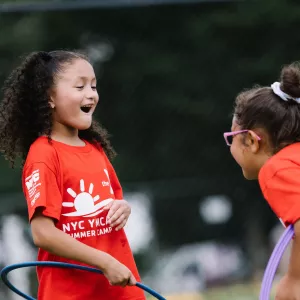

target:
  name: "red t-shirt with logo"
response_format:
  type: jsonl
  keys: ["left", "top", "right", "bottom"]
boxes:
{"left": 22, "top": 137, "right": 145, "bottom": 300}
{"left": 259, "top": 143, "right": 300, "bottom": 227}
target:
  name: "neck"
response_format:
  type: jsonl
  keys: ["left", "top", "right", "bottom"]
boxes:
{"left": 255, "top": 151, "right": 272, "bottom": 177}
{"left": 50, "top": 122, "right": 84, "bottom": 146}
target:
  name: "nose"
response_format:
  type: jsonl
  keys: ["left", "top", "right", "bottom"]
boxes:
{"left": 85, "top": 87, "right": 98, "bottom": 102}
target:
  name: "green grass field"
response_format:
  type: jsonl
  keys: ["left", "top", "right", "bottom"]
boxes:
{"left": 147, "top": 280, "right": 277, "bottom": 300}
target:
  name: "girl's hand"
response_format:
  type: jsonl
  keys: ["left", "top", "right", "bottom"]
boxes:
{"left": 276, "top": 274, "right": 300, "bottom": 300}
{"left": 104, "top": 200, "right": 131, "bottom": 231}
{"left": 103, "top": 256, "right": 136, "bottom": 287}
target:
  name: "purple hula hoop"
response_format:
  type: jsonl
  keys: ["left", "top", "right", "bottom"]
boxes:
{"left": 259, "top": 224, "right": 294, "bottom": 300}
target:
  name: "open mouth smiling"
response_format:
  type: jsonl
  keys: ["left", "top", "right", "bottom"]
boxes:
{"left": 80, "top": 104, "right": 93, "bottom": 113}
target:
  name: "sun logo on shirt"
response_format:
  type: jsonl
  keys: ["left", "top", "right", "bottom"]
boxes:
{"left": 62, "top": 179, "right": 113, "bottom": 217}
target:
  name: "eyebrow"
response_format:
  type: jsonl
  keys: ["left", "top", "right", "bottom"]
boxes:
{"left": 76, "top": 76, "right": 96, "bottom": 81}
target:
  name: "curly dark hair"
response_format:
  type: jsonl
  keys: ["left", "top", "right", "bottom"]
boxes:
{"left": 0, "top": 50, "right": 116, "bottom": 168}
{"left": 234, "top": 62, "right": 300, "bottom": 153}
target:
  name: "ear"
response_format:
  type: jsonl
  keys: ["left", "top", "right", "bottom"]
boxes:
{"left": 245, "top": 130, "right": 260, "bottom": 154}
{"left": 49, "top": 95, "right": 55, "bottom": 109}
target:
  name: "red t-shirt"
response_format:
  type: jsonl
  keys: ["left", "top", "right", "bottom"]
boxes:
{"left": 259, "top": 142, "right": 300, "bottom": 227}
{"left": 22, "top": 137, "right": 145, "bottom": 300}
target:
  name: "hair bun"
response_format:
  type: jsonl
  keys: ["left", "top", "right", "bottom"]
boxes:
{"left": 280, "top": 62, "right": 300, "bottom": 98}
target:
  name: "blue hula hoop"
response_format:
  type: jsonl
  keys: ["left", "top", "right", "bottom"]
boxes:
{"left": 0, "top": 261, "right": 166, "bottom": 300}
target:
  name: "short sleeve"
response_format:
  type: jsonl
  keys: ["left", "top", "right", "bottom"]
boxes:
{"left": 22, "top": 162, "right": 62, "bottom": 222}
{"left": 261, "top": 168, "right": 300, "bottom": 226}
{"left": 22, "top": 138, "right": 63, "bottom": 222}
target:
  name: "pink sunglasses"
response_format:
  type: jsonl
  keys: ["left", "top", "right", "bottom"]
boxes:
{"left": 223, "top": 130, "right": 261, "bottom": 146}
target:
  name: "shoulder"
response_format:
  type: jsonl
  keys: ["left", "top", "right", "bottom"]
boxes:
{"left": 24, "top": 137, "right": 59, "bottom": 171}
{"left": 89, "top": 141, "right": 110, "bottom": 160}
{"left": 259, "top": 143, "right": 300, "bottom": 191}
{"left": 89, "top": 141, "right": 104, "bottom": 154}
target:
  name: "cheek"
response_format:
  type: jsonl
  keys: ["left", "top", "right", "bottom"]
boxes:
{"left": 54, "top": 91, "right": 82, "bottom": 113}
{"left": 230, "top": 142, "right": 244, "bottom": 166}
{"left": 52, "top": 95, "right": 81, "bottom": 125}
{"left": 230, "top": 143, "right": 258, "bottom": 179}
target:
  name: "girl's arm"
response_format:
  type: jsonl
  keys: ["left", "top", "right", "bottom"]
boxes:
{"left": 31, "top": 208, "right": 136, "bottom": 287}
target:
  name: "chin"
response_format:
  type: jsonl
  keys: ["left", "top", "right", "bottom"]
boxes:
{"left": 242, "top": 169, "right": 258, "bottom": 180}
{"left": 76, "top": 121, "right": 92, "bottom": 131}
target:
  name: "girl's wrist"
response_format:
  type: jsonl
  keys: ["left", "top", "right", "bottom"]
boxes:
{"left": 96, "top": 252, "right": 114, "bottom": 272}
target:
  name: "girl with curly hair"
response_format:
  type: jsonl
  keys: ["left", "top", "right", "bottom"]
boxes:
{"left": 0, "top": 50, "right": 145, "bottom": 300}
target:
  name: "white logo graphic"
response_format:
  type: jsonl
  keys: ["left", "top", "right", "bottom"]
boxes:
{"left": 31, "top": 192, "right": 40, "bottom": 207}
{"left": 62, "top": 179, "right": 113, "bottom": 217}
{"left": 26, "top": 170, "right": 40, "bottom": 190}
{"left": 25, "top": 170, "right": 41, "bottom": 206}
{"left": 104, "top": 169, "right": 114, "bottom": 195}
